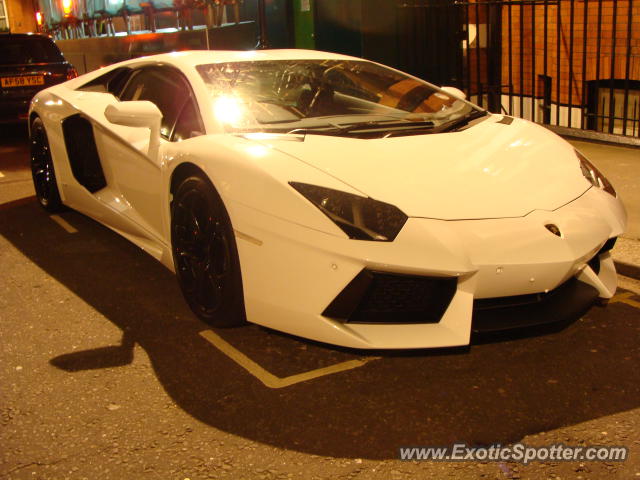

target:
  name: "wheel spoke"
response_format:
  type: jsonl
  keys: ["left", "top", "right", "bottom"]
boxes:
{"left": 174, "top": 225, "right": 198, "bottom": 254}
{"left": 30, "top": 126, "right": 54, "bottom": 204}
{"left": 210, "top": 222, "right": 230, "bottom": 276}
{"left": 194, "top": 269, "right": 208, "bottom": 306}
{"left": 173, "top": 182, "right": 237, "bottom": 317}
{"left": 193, "top": 263, "right": 216, "bottom": 308}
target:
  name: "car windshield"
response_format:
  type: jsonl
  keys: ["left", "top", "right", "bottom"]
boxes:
{"left": 196, "top": 59, "right": 482, "bottom": 134}
{"left": 0, "top": 36, "right": 65, "bottom": 65}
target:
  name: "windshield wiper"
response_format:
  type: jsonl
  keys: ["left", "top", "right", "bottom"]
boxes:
{"left": 245, "top": 113, "right": 477, "bottom": 137}
{"left": 281, "top": 119, "right": 435, "bottom": 136}
{"left": 433, "top": 109, "right": 488, "bottom": 133}
{"left": 330, "top": 119, "right": 435, "bottom": 133}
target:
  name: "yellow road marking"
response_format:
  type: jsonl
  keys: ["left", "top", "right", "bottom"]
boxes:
{"left": 50, "top": 214, "right": 78, "bottom": 234}
{"left": 610, "top": 292, "right": 640, "bottom": 309}
{"left": 200, "top": 329, "right": 378, "bottom": 389}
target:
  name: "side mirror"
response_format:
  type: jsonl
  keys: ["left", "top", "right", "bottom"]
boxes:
{"left": 439, "top": 86, "right": 467, "bottom": 101}
{"left": 104, "top": 101, "right": 162, "bottom": 159}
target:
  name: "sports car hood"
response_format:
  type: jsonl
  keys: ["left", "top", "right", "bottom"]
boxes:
{"left": 259, "top": 116, "right": 590, "bottom": 220}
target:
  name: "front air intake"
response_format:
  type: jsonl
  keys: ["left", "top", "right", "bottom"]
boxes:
{"left": 323, "top": 270, "right": 457, "bottom": 324}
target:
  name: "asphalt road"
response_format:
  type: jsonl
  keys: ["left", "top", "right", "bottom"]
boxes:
{"left": 1, "top": 125, "right": 639, "bottom": 479}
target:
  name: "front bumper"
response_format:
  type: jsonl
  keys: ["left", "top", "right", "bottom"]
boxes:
{"left": 230, "top": 186, "right": 626, "bottom": 349}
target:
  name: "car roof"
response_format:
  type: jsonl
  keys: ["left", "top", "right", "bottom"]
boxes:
{"left": 151, "top": 49, "right": 358, "bottom": 64}
{"left": 114, "top": 49, "right": 362, "bottom": 71}
{"left": 63, "top": 49, "right": 367, "bottom": 96}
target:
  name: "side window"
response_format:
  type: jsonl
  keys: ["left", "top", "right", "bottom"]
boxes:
{"left": 172, "top": 100, "right": 204, "bottom": 142}
{"left": 120, "top": 68, "right": 193, "bottom": 140}
{"left": 77, "top": 67, "right": 132, "bottom": 97}
{"left": 107, "top": 68, "right": 132, "bottom": 97}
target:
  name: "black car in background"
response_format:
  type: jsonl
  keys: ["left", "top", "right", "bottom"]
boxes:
{"left": 1, "top": 33, "right": 77, "bottom": 123}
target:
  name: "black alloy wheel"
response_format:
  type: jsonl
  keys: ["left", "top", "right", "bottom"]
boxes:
{"left": 30, "top": 117, "right": 63, "bottom": 212}
{"left": 171, "top": 174, "right": 246, "bottom": 327}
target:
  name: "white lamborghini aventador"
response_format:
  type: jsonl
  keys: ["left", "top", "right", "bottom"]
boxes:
{"left": 28, "top": 49, "right": 627, "bottom": 349}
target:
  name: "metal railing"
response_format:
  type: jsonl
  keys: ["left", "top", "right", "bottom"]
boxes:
{"left": 397, "top": 0, "right": 640, "bottom": 140}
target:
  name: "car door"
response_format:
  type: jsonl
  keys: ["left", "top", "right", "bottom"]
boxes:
{"left": 95, "top": 65, "right": 203, "bottom": 247}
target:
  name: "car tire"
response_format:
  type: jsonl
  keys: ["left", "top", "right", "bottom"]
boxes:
{"left": 30, "top": 117, "right": 64, "bottom": 213}
{"left": 171, "top": 174, "right": 246, "bottom": 327}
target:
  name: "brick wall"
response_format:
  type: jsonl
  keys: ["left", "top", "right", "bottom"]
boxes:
{"left": 502, "top": 0, "right": 640, "bottom": 106}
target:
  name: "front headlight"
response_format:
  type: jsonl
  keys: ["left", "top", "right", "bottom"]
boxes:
{"left": 576, "top": 149, "right": 616, "bottom": 196}
{"left": 289, "top": 182, "right": 408, "bottom": 241}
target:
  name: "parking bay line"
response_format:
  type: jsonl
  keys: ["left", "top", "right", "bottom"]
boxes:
{"left": 610, "top": 292, "right": 640, "bottom": 309}
{"left": 49, "top": 214, "right": 78, "bottom": 234}
{"left": 200, "top": 329, "right": 379, "bottom": 389}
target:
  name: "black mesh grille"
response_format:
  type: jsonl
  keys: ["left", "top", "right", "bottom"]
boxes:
{"left": 472, "top": 278, "right": 599, "bottom": 332}
{"left": 323, "top": 270, "right": 457, "bottom": 324}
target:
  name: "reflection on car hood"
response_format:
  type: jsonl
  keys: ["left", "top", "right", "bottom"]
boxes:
{"left": 261, "top": 115, "right": 590, "bottom": 220}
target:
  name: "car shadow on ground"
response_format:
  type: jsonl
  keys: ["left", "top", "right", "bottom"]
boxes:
{"left": 0, "top": 124, "right": 30, "bottom": 170}
{"left": 1, "top": 198, "right": 639, "bottom": 460}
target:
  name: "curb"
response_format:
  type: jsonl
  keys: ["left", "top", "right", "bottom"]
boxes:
{"left": 615, "top": 261, "right": 640, "bottom": 281}
{"left": 548, "top": 124, "right": 640, "bottom": 147}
